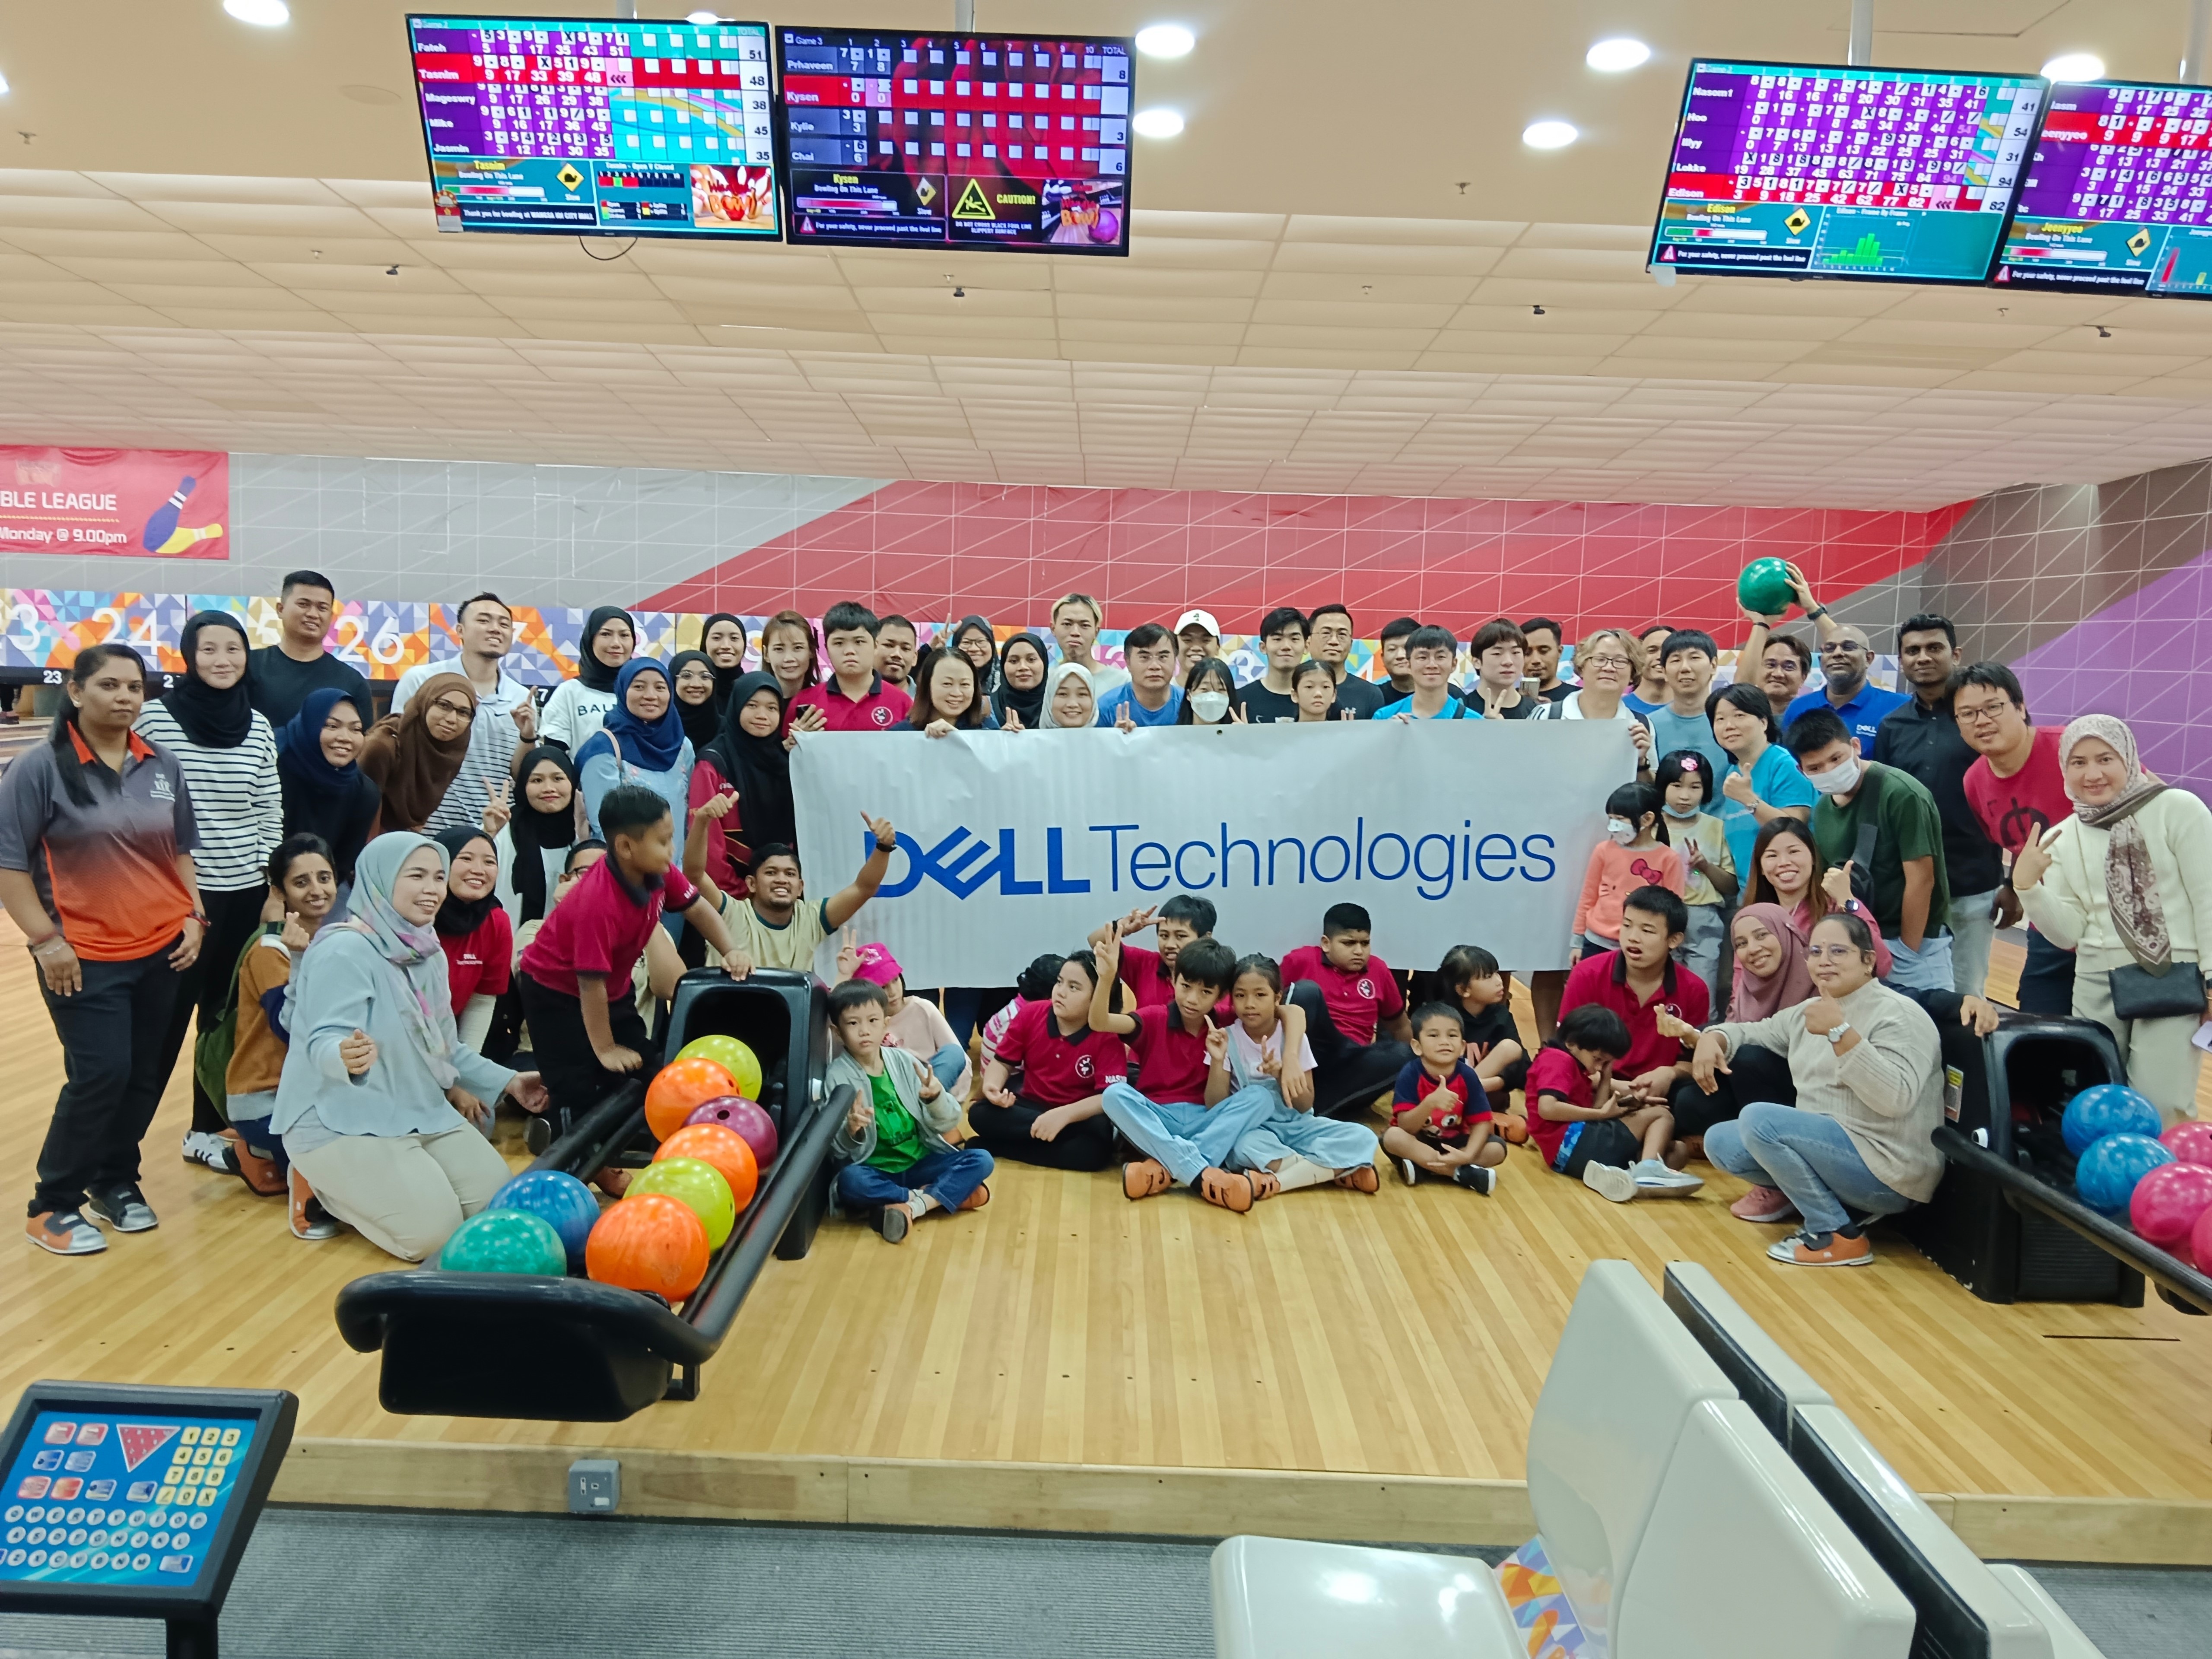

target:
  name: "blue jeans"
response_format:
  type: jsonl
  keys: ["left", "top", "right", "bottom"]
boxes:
{"left": 1948, "top": 887, "right": 2000, "bottom": 997}
{"left": 925, "top": 1043, "right": 967, "bottom": 1091}
{"left": 1232, "top": 1099, "right": 1380, "bottom": 1176}
{"left": 835, "top": 1147, "right": 993, "bottom": 1212}
{"left": 1704, "top": 1102, "right": 1908, "bottom": 1236}
{"left": 1883, "top": 928, "right": 1954, "bottom": 993}
{"left": 1102, "top": 1081, "right": 1278, "bottom": 1185}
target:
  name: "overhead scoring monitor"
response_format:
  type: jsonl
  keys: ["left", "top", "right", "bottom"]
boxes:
{"left": 777, "top": 28, "right": 1132, "bottom": 254}
{"left": 1997, "top": 80, "right": 2212, "bottom": 297}
{"left": 1649, "top": 60, "right": 2045, "bottom": 283}
{"left": 406, "top": 13, "right": 781, "bottom": 239}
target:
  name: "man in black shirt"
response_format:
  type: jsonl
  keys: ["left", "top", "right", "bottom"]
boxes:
{"left": 1521, "top": 616, "right": 1576, "bottom": 703}
{"left": 1306, "top": 603, "right": 1389, "bottom": 718}
{"left": 1378, "top": 616, "right": 1421, "bottom": 700}
{"left": 1871, "top": 612, "right": 2002, "bottom": 997}
{"left": 1236, "top": 606, "right": 1311, "bottom": 724}
{"left": 246, "top": 569, "right": 373, "bottom": 731}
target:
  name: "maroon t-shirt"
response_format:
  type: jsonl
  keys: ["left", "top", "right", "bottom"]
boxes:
{"left": 520, "top": 856, "right": 698, "bottom": 999}
{"left": 440, "top": 907, "right": 513, "bottom": 1013}
{"left": 1125, "top": 1006, "right": 1211, "bottom": 1104}
{"left": 1280, "top": 944, "right": 1405, "bottom": 1046}
{"left": 1558, "top": 950, "right": 1709, "bottom": 1083}
{"left": 785, "top": 674, "right": 913, "bottom": 732}
{"left": 1524, "top": 1046, "right": 1594, "bottom": 1167}
{"left": 995, "top": 1000, "right": 1129, "bottom": 1106}
{"left": 1115, "top": 941, "right": 1176, "bottom": 1011}
{"left": 1964, "top": 727, "right": 2072, "bottom": 941}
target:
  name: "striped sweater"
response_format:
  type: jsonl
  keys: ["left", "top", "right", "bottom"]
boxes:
{"left": 133, "top": 701, "right": 284, "bottom": 892}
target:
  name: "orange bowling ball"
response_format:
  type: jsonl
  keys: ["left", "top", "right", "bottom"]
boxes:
{"left": 585, "top": 1193, "right": 710, "bottom": 1301}
{"left": 645, "top": 1056, "right": 738, "bottom": 1141}
{"left": 654, "top": 1123, "right": 759, "bottom": 1213}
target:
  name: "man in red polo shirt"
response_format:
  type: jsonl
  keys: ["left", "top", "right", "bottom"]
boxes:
{"left": 785, "top": 601, "right": 913, "bottom": 735}
{"left": 1558, "top": 886, "right": 1709, "bottom": 1110}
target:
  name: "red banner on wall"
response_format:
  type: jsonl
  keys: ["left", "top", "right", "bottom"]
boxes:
{"left": 0, "top": 447, "right": 229, "bottom": 558}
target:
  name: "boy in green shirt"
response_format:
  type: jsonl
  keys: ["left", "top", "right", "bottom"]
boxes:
{"left": 826, "top": 979, "right": 993, "bottom": 1243}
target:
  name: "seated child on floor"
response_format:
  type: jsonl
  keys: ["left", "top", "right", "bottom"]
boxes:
{"left": 1280, "top": 903, "right": 1414, "bottom": 1119}
{"left": 837, "top": 935, "right": 973, "bottom": 1099}
{"left": 1572, "top": 782, "right": 1686, "bottom": 958}
{"left": 1212, "top": 953, "right": 1381, "bottom": 1199}
{"left": 973, "top": 949, "right": 1128, "bottom": 1171}
{"left": 826, "top": 978, "right": 992, "bottom": 1244}
{"left": 1090, "top": 894, "right": 1219, "bottom": 1011}
{"left": 1526, "top": 1005, "right": 1701, "bottom": 1205}
{"left": 1437, "top": 943, "right": 1529, "bottom": 1139}
{"left": 980, "top": 952, "right": 1066, "bottom": 1075}
{"left": 1384, "top": 1003, "right": 1508, "bottom": 1194}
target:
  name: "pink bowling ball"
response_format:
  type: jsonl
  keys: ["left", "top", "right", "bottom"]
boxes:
{"left": 2160, "top": 1120, "right": 2212, "bottom": 1166}
{"left": 2193, "top": 1202, "right": 2212, "bottom": 1274}
{"left": 684, "top": 1094, "right": 779, "bottom": 1167}
{"left": 2128, "top": 1161, "right": 2212, "bottom": 1249}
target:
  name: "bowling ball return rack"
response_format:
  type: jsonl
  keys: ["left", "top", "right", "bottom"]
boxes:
{"left": 334, "top": 969, "right": 854, "bottom": 1421}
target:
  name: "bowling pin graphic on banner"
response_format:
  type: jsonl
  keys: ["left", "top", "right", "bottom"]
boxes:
{"left": 141, "top": 476, "right": 225, "bottom": 555}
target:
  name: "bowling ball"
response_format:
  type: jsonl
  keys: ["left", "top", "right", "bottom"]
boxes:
{"left": 646, "top": 1056, "right": 738, "bottom": 1141}
{"left": 1736, "top": 557, "right": 1796, "bottom": 618}
{"left": 655, "top": 1123, "right": 758, "bottom": 1213}
{"left": 2075, "top": 1131, "right": 2174, "bottom": 1217}
{"left": 687, "top": 1094, "right": 779, "bottom": 1167}
{"left": 2161, "top": 1120, "right": 2212, "bottom": 1166}
{"left": 486, "top": 1169, "right": 600, "bottom": 1271}
{"left": 677, "top": 1035, "right": 763, "bottom": 1099}
{"left": 1090, "top": 209, "right": 1121, "bottom": 244}
{"left": 438, "top": 1208, "right": 567, "bottom": 1277}
{"left": 2193, "top": 1202, "right": 2212, "bottom": 1272}
{"left": 2128, "top": 1160, "right": 2212, "bottom": 1249}
{"left": 586, "top": 1193, "right": 709, "bottom": 1300}
{"left": 628, "top": 1156, "right": 737, "bottom": 1249}
{"left": 2061, "top": 1083, "right": 2163, "bottom": 1157}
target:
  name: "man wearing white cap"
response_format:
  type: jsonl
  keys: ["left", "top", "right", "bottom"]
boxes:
{"left": 1174, "top": 609, "right": 1220, "bottom": 677}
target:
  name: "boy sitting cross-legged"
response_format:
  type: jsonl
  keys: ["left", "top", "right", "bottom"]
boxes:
{"left": 1383, "top": 1002, "right": 1509, "bottom": 1193}
{"left": 826, "top": 978, "right": 993, "bottom": 1244}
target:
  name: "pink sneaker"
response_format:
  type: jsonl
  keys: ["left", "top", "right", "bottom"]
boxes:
{"left": 1731, "top": 1185, "right": 1798, "bottom": 1224}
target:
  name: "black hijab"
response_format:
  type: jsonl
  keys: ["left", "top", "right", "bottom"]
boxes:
{"left": 507, "top": 744, "right": 581, "bottom": 923}
{"left": 163, "top": 611, "right": 255, "bottom": 748}
{"left": 992, "top": 631, "right": 1050, "bottom": 730}
{"left": 433, "top": 824, "right": 501, "bottom": 938}
{"left": 702, "top": 671, "right": 796, "bottom": 853}
{"left": 700, "top": 613, "right": 748, "bottom": 714}
{"left": 578, "top": 606, "right": 636, "bottom": 693}
{"left": 950, "top": 615, "right": 1000, "bottom": 697}
{"left": 669, "top": 649, "right": 723, "bottom": 749}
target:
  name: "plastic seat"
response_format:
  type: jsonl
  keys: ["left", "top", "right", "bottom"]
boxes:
{"left": 1662, "top": 1262, "right": 1834, "bottom": 1447}
{"left": 1986, "top": 1566, "right": 2110, "bottom": 1659}
{"left": 1614, "top": 1399, "right": 1916, "bottom": 1659}
{"left": 1209, "top": 1535, "right": 1521, "bottom": 1659}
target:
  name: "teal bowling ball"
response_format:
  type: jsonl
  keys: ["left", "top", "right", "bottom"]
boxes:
{"left": 2074, "top": 1132, "right": 2174, "bottom": 1219}
{"left": 2061, "top": 1083, "right": 2161, "bottom": 1158}
{"left": 438, "top": 1208, "right": 568, "bottom": 1276}
{"left": 1737, "top": 557, "right": 1796, "bottom": 617}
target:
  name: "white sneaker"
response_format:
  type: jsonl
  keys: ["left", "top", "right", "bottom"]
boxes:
{"left": 1582, "top": 1162, "right": 1641, "bottom": 1203}
{"left": 1397, "top": 1157, "right": 1421, "bottom": 1188}
{"left": 1632, "top": 1157, "right": 1705, "bottom": 1197}
{"left": 181, "top": 1131, "right": 229, "bottom": 1170}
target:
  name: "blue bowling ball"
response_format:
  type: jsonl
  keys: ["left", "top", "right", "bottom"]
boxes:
{"left": 2074, "top": 1132, "right": 2174, "bottom": 1218}
{"left": 2060, "top": 1083, "right": 2163, "bottom": 1158}
{"left": 486, "top": 1169, "right": 600, "bottom": 1272}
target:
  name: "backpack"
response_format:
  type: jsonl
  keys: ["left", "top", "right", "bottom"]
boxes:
{"left": 194, "top": 923, "right": 282, "bottom": 1116}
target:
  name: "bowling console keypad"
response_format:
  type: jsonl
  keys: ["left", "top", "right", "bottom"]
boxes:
{"left": 1, "top": 1415, "right": 253, "bottom": 1588}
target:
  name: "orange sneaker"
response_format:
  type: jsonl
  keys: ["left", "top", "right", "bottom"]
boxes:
{"left": 1196, "top": 1166, "right": 1255, "bottom": 1212}
{"left": 1334, "top": 1163, "right": 1380, "bottom": 1193}
{"left": 25, "top": 1209, "right": 105, "bottom": 1256}
{"left": 289, "top": 1167, "right": 341, "bottom": 1241}
{"left": 1123, "top": 1159, "right": 1172, "bottom": 1201}
{"left": 1767, "top": 1228, "right": 1873, "bottom": 1268}
{"left": 227, "top": 1132, "right": 286, "bottom": 1198}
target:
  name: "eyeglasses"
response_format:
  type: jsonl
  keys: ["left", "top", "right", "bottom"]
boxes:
{"left": 1804, "top": 944, "right": 1866, "bottom": 960}
{"left": 429, "top": 699, "right": 475, "bottom": 720}
{"left": 1954, "top": 702, "right": 2008, "bottom": 725}
{"left": 1583, "top": 654, "right": 1631, "bottom": 671}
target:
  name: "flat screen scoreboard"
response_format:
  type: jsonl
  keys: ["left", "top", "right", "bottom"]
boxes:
{"left": 1996, "top": 80, "right": 2212, "bottom": 297}
{"left": 1651, "top": 60, "right": 2044, "bottom": 283}
{"left": 777, "top": 28, "right": 1132, "bottom": 253}
{"left": 407, "top": 13, "right": 781, "bottom": 239}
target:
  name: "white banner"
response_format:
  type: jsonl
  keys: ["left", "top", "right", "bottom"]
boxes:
{"left": 789, "top": 722, "right": 1636, "bottom": 985}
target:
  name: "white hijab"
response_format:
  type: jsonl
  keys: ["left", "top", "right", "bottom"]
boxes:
{"left": 1042, "top": 661, "right": 1096, "bottom": 729}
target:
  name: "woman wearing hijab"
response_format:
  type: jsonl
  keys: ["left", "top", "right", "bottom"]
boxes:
{"left": 699, "top": 613, "right": 749, "bottom": 717}
{"left": 359, "top": 672, "right": 477, "bottom": 837}
{"left": 575, "top": 656, "right": 693, "bottom": 839}
{"left": 991, "top": 632, "right": 1049, "bottom": 731}
{"left": 669, "top": 648, "right": 723, "bottom": 754}
{"left": 2016, "top": 713, "right": 2212, "bottom": 1125}
{"left": 136, "top": 610, "right": 285, "bottom": 1169}
{"left": 1040, "top": 661, "right": 1096, "bottom": 730}
{"left": 273, "top": 833, "right": 545, "bottom": 1260}
{"left": 950, "top": 616, "right": 1000, "bottom": 698}
{"left": 687, "top": 671, "right": 793, "bottom": 900}
{"left": 495, "top": 744, "right": 583, "bottom": 928}
{"left": 275, "top": 687, "right": 381, "bottom": 889}
{"left": 433, "top": 824, "right": 512, "bottom": 1064}
{"left": 540, "top": 605, "right": 636, "bottom": 754}
{"left": 1665, "top": 903, "right": 1809, "bottom": 1153}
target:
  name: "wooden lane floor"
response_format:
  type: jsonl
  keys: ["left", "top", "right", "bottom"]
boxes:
{"left": 2, "top": 920, "right": 2209, "bottom": 1559}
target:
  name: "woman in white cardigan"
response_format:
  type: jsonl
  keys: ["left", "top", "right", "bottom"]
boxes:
{"left": 2014, "top": 713, "right": 2212, "bottom": 1126}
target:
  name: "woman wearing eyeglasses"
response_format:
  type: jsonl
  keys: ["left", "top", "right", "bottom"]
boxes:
{"left": 1688, "top": 910, "right": 1944, "bottom": 1270}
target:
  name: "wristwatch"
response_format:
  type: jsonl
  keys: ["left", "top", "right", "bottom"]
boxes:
{"left": 1825, "top": 1020, "right": 1852, "bottom": 1047}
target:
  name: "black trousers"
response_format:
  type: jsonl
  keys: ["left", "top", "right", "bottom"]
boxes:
{"left": 34, "top": 939, "right": 185, "bottom": 1214}
{"left": 2016, "top": 930, "right": 2077, "bottom": 1018}
{"left": 519, "top": 971, "right": 660, "bottom": 1129}
{"left": 1668, "top": 1043, "right": 1796, "bottom": 1141}
{"left": 153, "top": 886, "right": 270, "bottom": 1134}
{"left": 966, "top": 1095, "right": 1119, "bottom": 1171}
{"left": 1288, "top": 981, "right": 1413, "bottom": 1120}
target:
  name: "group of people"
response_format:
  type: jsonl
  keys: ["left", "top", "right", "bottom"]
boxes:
{"left": 4, "top": 561, "right": 2205, "bottom": 1277}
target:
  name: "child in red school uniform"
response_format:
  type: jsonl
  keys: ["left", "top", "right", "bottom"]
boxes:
{"left": 971, "top": 949, "right": 1128, "bottom": 1171}
{"left": 1527, "top": 1004, "right": 1702, "bottom": 1205}
{"left": 1089, "top": 893, "right": 1217, "bottom": 1012}
{"left": 1280, "top": 902, "right": 1414, "bottom": 1119}
{"left": 1384, "top": 1004, "right": 1508, "bottom": 1192}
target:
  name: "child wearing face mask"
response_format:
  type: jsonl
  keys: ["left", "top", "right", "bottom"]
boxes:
{"left": 1177, "top": 658, "right": 1242, "bottom": 728}
{"left": 1655, "top": 750, "right": 1737, "bottom": 1000}
{"left": 1572, "top": 782, "right": 1687, "bottom": 960}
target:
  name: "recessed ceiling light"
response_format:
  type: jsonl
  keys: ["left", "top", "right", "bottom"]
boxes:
{"left": 0, "top": 70, "right": 10, "bottom": 96}
{"left": 1522, "top": 120, "right": 1578, "bottom": 149}
{"left": 2040, "top": 52, "right": 2105, "bottom": 81}
{"left": 1586, "top": 38, "right": 1650, "bottom": 72}
{"left": 223, "top": 0, "right": 290, "bottom": 25}
{"left": 1135, "top": 24, "right": 1195, "bottom": 58}
{"left": 1133, "top": 107, "right": 1185, "bottom": 138}
{"left": 686, "top": 10, "right": 720, "bottom": 22}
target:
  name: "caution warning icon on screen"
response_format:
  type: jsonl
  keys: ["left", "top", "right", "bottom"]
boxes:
{"left": 915, "top": 178, "right": 938, "bottom": 208}
{"left": 556, "top": 164, "right": 584, "bottom": 192}
{"left": 953, "top": 178, "right": 994, "bottom": 220}
{"left": 2128, "top": 227, "right": 2154, "bottom": 257}
{"left": 1784, "top": 208, "right": 1812, "bottom": 235}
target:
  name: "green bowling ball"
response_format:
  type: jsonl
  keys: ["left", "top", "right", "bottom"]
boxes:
{"left": 627, "top": 1156, "right": 737, "bottom": 1249}
{"left": 1737, "top": 557, "right": 1796, "bottom": 618}
{"left": 438, "top": 1208, "right": 568, "bottom": 1276}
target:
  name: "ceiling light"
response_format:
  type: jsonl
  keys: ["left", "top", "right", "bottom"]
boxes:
{"left": 1586, "top": 38, "right": 1650, "bottom": 72}
{"left": 1135, "top": 24, "right": 1195, "bottom": 58}
{"left": 0, "top": 70, "right": 9, "bottom": 96}
{"left": 686, "top": 10, "right": 721, "bottom": 22}
{"left": 1522, "top": 120, "right": 1578, "bottom": 149}
{"left": 1133, "top": 107, "right": 1184, "bottom": 138}
{"left": 223, "top": 0, "right": 290, "bottom": 24}
{"left": 2040, "top": 52, "right": 2105, "bottom": 81}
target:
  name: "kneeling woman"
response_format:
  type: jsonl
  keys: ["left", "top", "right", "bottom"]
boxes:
{"left": 271, "top": 833, "right": 547, "bottom": 1260}
{"left": 1690, "top": 911, "right": 1943, "bottom": 1269}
